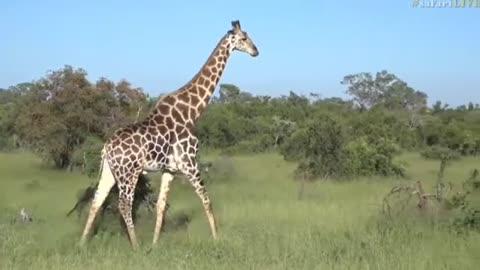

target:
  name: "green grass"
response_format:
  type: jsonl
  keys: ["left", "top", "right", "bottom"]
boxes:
{"left": 1, "top": 151, "right": 480, "bottom": 269}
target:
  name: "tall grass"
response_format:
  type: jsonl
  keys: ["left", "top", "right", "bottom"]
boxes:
{"left": 1, "top": 152, "right": 479, "bottom": 270}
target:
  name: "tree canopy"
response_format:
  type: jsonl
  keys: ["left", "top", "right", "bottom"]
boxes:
{"left": 1, "top": 66, "right": 478, "bottom": 180}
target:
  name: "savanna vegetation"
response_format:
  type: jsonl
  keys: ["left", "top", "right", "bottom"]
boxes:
{"left": 1, "top": 65, "right": 480, "bottom": 269}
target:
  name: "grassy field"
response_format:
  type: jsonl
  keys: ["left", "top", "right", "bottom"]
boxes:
{"left": 1, "top": 151, "right": 479, "bottom": 269}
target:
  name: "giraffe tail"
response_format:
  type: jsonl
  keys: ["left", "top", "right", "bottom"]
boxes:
{"left": 66, "top": 184, "right": 98, "bottom": 217}
{"left": 66, "top": 145, "right": 107, "bottom": 218}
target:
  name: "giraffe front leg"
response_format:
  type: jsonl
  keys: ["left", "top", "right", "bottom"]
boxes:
{"left": 183, "top": 165, "right": 218, "bottom": 239}
{"left": 152, "top": 172, "right": 175, "bottom": 246}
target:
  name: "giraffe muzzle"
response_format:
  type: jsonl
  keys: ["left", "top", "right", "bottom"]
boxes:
{"left": 251, "top": 46, "right": 259, "bottom": 57}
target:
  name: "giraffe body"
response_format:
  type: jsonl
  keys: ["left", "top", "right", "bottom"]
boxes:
{"left": 79, "top": 20, "right": 258, "bottom": 249}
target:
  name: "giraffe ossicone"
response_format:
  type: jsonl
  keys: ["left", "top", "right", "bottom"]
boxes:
{"left": 79, "top": 20, "right": 259, "bottom": 250}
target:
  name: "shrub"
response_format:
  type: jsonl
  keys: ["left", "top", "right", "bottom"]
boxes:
{"left": 282, "top": 113, "right": 405, "bottom": 181}
{"left": 283, "top": 113, "right": 346, "bottom": 180}
{"left": 343, "top": 136, "right": 405, "bottom": 178}
{"left": 0, "top": 135, "right": 16, "bottom": 151}
{"left": 381, "top": 160, "right": 480, "bottom": 234}
{"left": 71, "top": 136, "right": 104, "bottom": 177}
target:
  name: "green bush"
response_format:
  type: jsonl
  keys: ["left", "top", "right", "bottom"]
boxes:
{"left": 445, "top": 169, "right": 480, "bottom": 233}
{"left": 221, "top": 134, "right": 273, "bottom": 155}
{"left": 71, "top": 136, "right": 104, "bottom": 177}
{"left": 0, "top": 135, "right": 14, "bottom": 151}
{"left": 282, "top": 113, "right": 405, "bottom": 181}
{"left": 343, "top": 137, "right": 405, "bottom": 178}
{"left": 282, "top": 113, "right": 346, "bottom": 180}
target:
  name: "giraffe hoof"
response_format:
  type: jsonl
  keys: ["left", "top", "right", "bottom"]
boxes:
{"left": 77, "top": 241, "right": 87, "bottom": 250}
{"left": 78, "top": 237, "right": 86, "bottom": 247}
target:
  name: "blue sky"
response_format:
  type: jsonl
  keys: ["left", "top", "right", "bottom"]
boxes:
{"left": 1, "top": 0, "right": 479, "bottom": 106}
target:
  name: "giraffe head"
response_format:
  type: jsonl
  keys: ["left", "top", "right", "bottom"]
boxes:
{"left": 227, "top": 20, "right": 259, "bottom": 57}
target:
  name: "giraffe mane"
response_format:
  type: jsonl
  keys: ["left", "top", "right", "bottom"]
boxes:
{"left": 153, "top": 32, "right": 231, "bottom": 108}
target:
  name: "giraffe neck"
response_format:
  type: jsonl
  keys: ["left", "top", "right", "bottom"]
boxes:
{"left": 185, "top": 34, "right": 232, "bottom": 107}
{"left": 152, "top": 34, "right": 233, "bottom": 123}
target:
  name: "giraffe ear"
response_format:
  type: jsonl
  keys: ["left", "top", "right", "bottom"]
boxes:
{"left": 231, "top": 20, "right": 241, "bottom": 32}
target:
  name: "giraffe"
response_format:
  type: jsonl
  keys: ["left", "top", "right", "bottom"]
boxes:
{"left": 79, "top": 20, "right": 259, "bottom": 250}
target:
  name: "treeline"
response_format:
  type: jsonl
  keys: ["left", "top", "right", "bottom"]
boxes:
{"left": 1, "top": 66, "right": 479, "bottom": 179}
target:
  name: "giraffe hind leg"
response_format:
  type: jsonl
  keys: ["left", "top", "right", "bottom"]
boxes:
{"left": 117, "top": 172, "right": 142, "bottom": 250}
{"left": 79, "top": 159, "right": 115, "bottom": 246}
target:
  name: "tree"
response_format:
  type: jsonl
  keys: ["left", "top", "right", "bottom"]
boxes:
{"left": 341, "top": 70, "right": 398, "bottom": 110}
{"left": 382, "top": 81, "right": 428, "bottom": 130}
{"left": 196, "top": 103, "right": 243, "bottom": 148}
{"left": 4, "top": 64, "right": 480, "bottom": 173}
{"left": 432, "top": 100, "right": 449, "bottom": 114}
{"left": 468, "top": 102, "right": 475, "bottom": 111}
{"left": 14, "top": 65, "right": 148, "bottom": 169}
{"left": 217, "top": 83, "right": 241, "bottom": 103}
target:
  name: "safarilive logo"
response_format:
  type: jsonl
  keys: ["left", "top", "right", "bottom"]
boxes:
{"left": 412, "top": 0, "right": 480, "bottom": 8}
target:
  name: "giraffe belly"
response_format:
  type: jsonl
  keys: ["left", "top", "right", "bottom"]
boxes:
{"left": 143, "top": 155, "right": 178, "bottom": 173}
{"left": 143, "top": 162, "right": 164, "bottom": 172}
